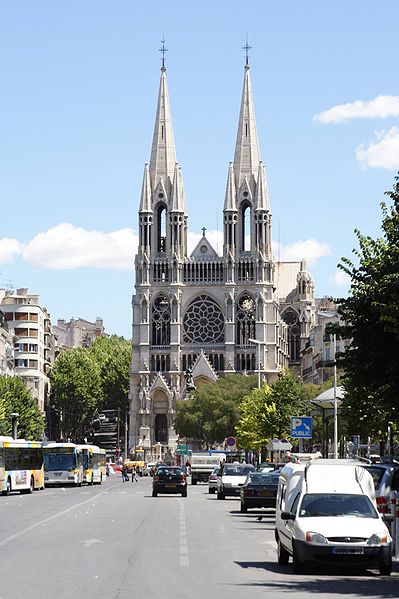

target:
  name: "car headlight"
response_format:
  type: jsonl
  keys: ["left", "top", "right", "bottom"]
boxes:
{"left": 367, "top": 532, "right": 391, "bottom": 545}
{"left": 305, "top": 531, "right": 328, "bottom": 544}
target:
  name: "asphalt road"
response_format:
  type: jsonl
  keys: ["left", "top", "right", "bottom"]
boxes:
{"left": 0, "top": 474, "right": 398, "bottom": 599}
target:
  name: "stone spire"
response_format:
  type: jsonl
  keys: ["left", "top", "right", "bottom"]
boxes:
{"left": 139, "top": 163, "right": 152, "bottom": 213}
{"left": 170, "top": 163, "right": 187, "bottom": 213}
{"left": 149, "top": 66, "right": 177, "bottom": 195}
{"left": 255, "top": 161, "right": 270, "bottom": 212}
{"left": 223, "top": 161, "right": 237, "bottom": 211}
{"left": 233, "top": 62, "right": 261, "bottom": 190}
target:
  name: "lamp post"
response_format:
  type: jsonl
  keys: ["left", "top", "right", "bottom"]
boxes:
{"left": 332, "top": 333, "right": 338, "bottom": 459}
{"left": 248, "top": 339, "right": 261, "bottom": 389}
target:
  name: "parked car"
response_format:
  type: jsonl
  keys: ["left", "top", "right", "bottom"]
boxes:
{"left": 258, "top": 462, "right": 284, "bottom": 472}
{"left": 152, "top": 466, "right": 187, "bottom": 497}
{"left": 208, "top": 467, "right": 221, "bottom": 494}
{"left": 217, "top": 463, "right": 256, "bottom": 499}
{"left": 143, "top": 462, "right": 156, "bottom": 476}
{"left": 275, "top": 458, "right": 392, "bottom": 575}
{"left": 362, "top": 461, "right": 399, "bottom": 524}
{"left": 240, "top": 470, "right": 280, "bottom": 512}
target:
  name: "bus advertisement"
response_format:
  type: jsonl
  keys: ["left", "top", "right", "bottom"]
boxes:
{"left": 0, "top": 436, "right": 44, "bottom": 496}
{"left": 43, "top": 442, "right": 84, "bottom": 486}
{"left": 77, "top": 444, "right": 106, "bottom": 484}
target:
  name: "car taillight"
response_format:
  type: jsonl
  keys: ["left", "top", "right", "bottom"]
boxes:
{"left": 209, "top": 475, "right": 216, "bottom": 481}
{"left": 181, "top": 473, "right": 186, "bottom": 482}
{"left": 376, "top": 497, "right": 389, "bottom": 514}
{"left": 154, "top": 476, "right": 160, "bottom": 482}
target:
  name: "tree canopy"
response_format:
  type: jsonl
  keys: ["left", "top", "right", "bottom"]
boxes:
{"left": 0, "top": 376, "right": 45, "bottom": 439}
{"left": 236, "top": 369, "right": 311, "bottom": 450}
{"left": 336, "top": 173, "right": 399, "bottom": 440}
{"left": 88, "top": 335, "right": 131, "bottom": 411}
{"left": 174, "top": 374, "right": 257, "bottom": 448}
{"left": 50, "top": 348, "right": 102, "bottom": 440}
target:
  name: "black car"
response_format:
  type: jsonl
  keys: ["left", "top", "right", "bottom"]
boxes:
{"left": 240, "top": 470, "right": 280, "bottom": 512}
{"left": 152, "top": 466, "right": 187, "bottom": 497}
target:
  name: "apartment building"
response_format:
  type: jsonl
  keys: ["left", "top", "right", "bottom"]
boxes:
{"left": 0, "top": 288, "right": 55, "bottom": 412}
{"left": 301, "top": 297, "right": 350, "bottom": 384}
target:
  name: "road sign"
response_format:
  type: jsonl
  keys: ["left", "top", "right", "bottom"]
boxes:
{"left": 290, "top": 416, "right": 312, "bottom": 439}
{"left": 226, "top": 436, "right": 236, "bottom": 447}
{"left": 353, "top": 435, "right": 360, "bottom": 448}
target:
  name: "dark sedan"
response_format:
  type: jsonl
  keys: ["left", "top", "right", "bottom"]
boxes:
{"left": 240, "top": 470, "right": 280, "bottom": 512}
{"left": 152, "top": 466, "right": 187, "bottom": 497}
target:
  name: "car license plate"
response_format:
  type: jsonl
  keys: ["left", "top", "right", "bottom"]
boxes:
{"left": 54, "top": 472, "right": 61, "bottom": 477}
{"left": 259, "top": 490, "right": 273, "bottom": 497}
{"left": 165, "top": 484, "right": 176, "bottom": 488}
{"left": 332, "top": 547, "right": 364, "bottom": 554}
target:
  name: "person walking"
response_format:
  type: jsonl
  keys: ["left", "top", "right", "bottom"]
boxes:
{"left": 132, "top": 466, "right": 138, "bottom": 482}
{"left": 121, "top": 464, "right": 128, "bottom": 482}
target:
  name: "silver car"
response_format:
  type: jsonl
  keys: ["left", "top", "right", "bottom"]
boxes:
{"left": 208, "top": 466, "right": 221, "bottom": 494}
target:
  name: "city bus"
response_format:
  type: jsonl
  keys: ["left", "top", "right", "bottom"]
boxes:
{"left": 77, "top": 444, "right": 107, "bottom": 484}
{"left": 0, "top": 436, "right": 44, "bottom": 495}
{"left": 43, "top": 442, "right": 84, "bottom": 486}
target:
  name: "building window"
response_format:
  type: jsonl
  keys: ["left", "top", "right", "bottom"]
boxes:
{"left": 236, "top": 295, "right": 256, "bottom": 345}
{"left": 151, "top": 296, "right": 171, "bottom": 346}
{"left": 183, "top": 295, "right": 225, "bottom": 344}
{"left": 282, "top": 308, "right": 301, "bottom": 362}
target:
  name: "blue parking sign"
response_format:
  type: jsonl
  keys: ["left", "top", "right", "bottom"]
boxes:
{"left": 290, "top": 416, "right": 312, "bottom": 439}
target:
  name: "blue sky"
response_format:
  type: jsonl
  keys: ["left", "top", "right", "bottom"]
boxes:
{"left": 1, "top": 1, "right": 399, "bottom": 339}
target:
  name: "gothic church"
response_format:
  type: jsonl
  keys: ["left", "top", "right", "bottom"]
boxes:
{"left": 129, "top": 56, "right": 315, "bottom": 455}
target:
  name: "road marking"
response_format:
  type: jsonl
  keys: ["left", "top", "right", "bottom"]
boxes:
{"left": 0, "top": 489, "right": 108, "bottom": 548}
{"left": 178, "top": 500, "right": 189, "bottom": 567}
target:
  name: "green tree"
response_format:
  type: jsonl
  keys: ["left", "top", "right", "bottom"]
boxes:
{"left": 89, "top": 335, "right": 131, "bottom": 411}
{"left": 0, "top": 376, "right": 45, "bottom": 439}
{"left": 174, "top": 374, "right": 257, "bottom": 448}
{"left": 336, "top": 174, "right": 399, "bottom": 440}
{"left": 236, "top": 369, "right": 310, "bottom": 450}
{"left": 50, "top": 348, "right": 102, "bottom": 440}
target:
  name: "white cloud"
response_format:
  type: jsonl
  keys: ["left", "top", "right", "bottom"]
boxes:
{"left": 0, "top": 238, "right": 22, "bottom": 264}
{"left": 313, "top": 95, "right": 399, "bottom": 124}
{"left": 272, "top": 239, "right": 331, "bottom": 267}
{"left": 22, "top": 223, "right": 137, "bottom": 271}
{"left": 356, "top": 127, "right": 399, "bottom": 169}
{"left": 329, "top": 270, "right": 351, "bottom": 286}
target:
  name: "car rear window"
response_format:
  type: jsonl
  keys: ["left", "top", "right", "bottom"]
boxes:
{"left": 363, "top": 466, "right": 386, "bottom": 490}
{"left": 224, "top": 465, "right": 255, "bottom": 476}
{"left": 248, "top": 472, "right": 280, "bottom": 485}
{"left": 157, "top": 467, "right": 182, "bottom": 476}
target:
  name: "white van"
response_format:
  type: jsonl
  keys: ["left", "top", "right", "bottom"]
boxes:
{"left": 275, "top": 457, "right": 392, "bottom": 575}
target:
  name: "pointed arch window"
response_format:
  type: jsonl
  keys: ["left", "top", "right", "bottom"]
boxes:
{"left": 236, "top": 294, "right": 256, "bottom": 345}
{"left": 282, "top": 308, "right": 301, "bottom": 362}
{"left": 240, "top": 201, "right": 252, "bottom": 251}
{"left": 157, "top": 204, "right": 167, "bottom": 252}
{"left": 151, "top": 295, "right": 171, "bottom": 345}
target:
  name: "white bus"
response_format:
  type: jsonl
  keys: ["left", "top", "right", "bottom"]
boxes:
{"left": 77, "top": 444, "right": 106, "bottom": 484}
{"left": 43, "top": 442, "right": 84, "bottom": 486}
{"left": 0, "top": 436, "right": 44, "bottom": 495}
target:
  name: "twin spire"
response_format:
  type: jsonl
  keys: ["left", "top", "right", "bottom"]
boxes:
{"left": 140, "top": 47, "right": 270, "bottom": 219}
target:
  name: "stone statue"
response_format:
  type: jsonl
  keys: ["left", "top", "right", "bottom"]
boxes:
{"left": 184, "top": 368, "right": 196, "bottom": 393}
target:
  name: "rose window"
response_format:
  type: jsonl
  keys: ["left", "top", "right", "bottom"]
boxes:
{"left": 183, "top": 295, "right": 225, "bottom": 344}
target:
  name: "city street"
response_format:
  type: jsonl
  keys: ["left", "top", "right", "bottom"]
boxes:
{"left": 0, "top": 475, "right": 398, "bottom": 599}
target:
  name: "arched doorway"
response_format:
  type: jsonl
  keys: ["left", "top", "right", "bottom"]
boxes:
{"left": 154, "top": 414, "right": 168, "bottom": 444}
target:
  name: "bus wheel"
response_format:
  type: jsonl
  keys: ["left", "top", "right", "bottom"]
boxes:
{"left": 2, "top": 478, "right": 11, "bottom": 496}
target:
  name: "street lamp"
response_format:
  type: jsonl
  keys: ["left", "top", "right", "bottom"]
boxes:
{"left": 332, "top": 333, "right": 338, "bottom": 459}
{"left": 248, "top": 339, "right": 261, "bottom": 389}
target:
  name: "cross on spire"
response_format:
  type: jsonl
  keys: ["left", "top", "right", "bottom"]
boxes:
{"left": 201, "top": 227, "right": 207, "bottom": 237}
{"left": 158, "top": 38, "right": 168, "bottom": 69}
{"left": 242, "top": 35, "right": 252, "bottom": 66}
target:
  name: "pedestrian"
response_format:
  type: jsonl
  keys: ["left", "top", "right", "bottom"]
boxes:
{"left": 121, "top": 464, "right": 128, "bottom": 482}
{"left": 132, "top": 466, "right": 138, "bottom": 482}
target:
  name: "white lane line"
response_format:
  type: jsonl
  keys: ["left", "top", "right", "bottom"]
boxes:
{"left": 0, "top": 489, "right": 108, "bottom": 548}
{"left": 179, "top": 500, "right": 189, "bottom": 567}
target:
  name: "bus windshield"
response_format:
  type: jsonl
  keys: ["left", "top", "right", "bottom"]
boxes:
{"left": 44, "top": 452, "right": 77, "bottom": 471}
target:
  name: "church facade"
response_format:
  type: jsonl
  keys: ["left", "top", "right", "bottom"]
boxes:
{"left": 129, "top": 58, "right": 315, "bottom": 456}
